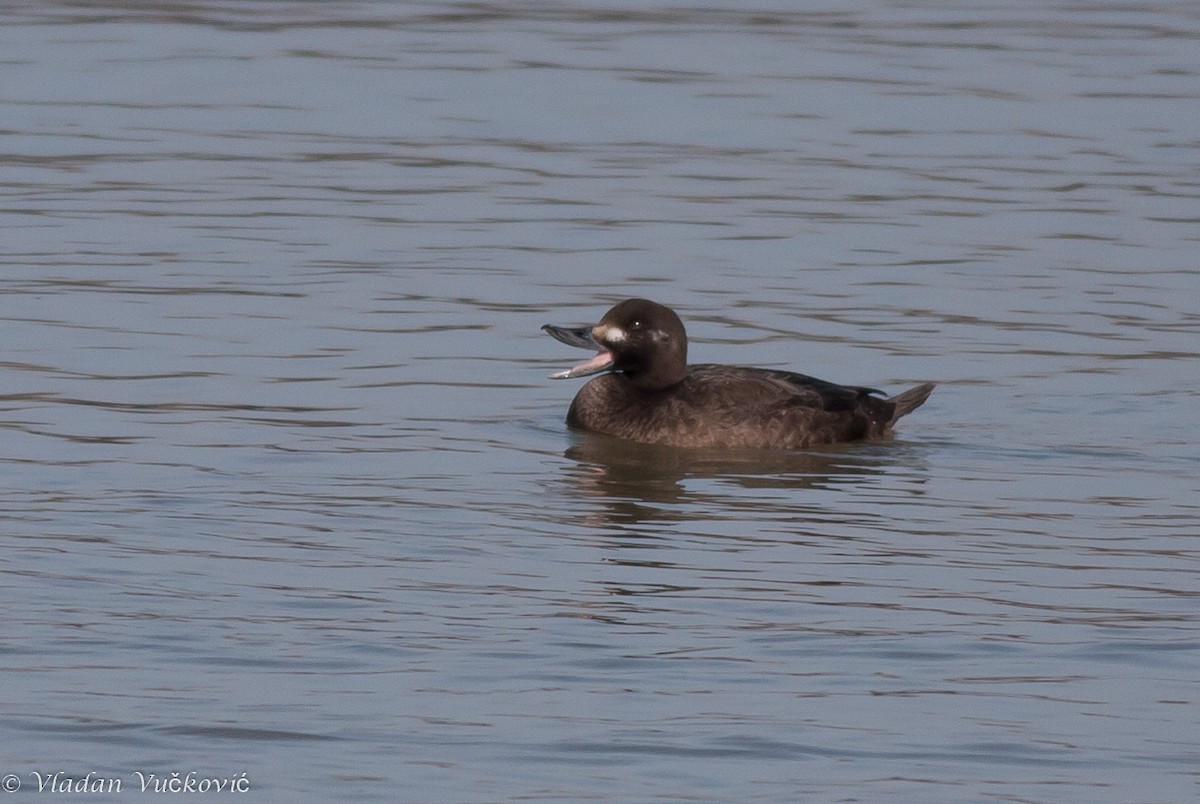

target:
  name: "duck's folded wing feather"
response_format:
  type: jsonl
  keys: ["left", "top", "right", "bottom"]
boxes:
{"left": 687, "top": 365, "right": 881, "bottom": 412}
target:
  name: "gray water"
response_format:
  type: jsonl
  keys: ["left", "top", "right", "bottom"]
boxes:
{"left": 2, "top": 1, "right": 1198, "bottom": 801}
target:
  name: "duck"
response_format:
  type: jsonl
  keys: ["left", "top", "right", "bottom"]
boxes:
{"left": 543, "top": 298, "right": 934, "bottom": 450}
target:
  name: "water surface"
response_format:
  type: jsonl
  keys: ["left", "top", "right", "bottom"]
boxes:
{"left": 2, "top": 1, "right": 1198, "bottom": 801}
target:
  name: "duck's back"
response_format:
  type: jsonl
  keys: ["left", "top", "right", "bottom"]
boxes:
{"left": 567, "top": 364, "right": 916, "bottom": 449}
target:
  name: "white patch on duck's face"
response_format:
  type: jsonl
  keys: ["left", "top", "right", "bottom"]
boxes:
{"left": 592, "top": 323, "right": 627, "bottom": 344}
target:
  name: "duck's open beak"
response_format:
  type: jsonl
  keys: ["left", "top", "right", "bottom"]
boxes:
{"left": 541, "top": 324, "right": 616, "bottom": 379}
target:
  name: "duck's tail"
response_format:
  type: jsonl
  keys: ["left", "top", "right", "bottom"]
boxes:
{"left": 887, "top": 382, "right": 936, "bottom": 424}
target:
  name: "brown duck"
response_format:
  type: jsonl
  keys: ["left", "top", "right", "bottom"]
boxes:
{"left": 543, "top": 298, "right": 934, "bottom": 449}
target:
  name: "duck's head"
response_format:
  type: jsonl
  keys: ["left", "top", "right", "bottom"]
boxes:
{"left": 543, "top": 298, "right": 688, "bottom": 391}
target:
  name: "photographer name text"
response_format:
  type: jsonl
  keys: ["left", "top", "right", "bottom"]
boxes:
{"left": 2, "top": 771, "right": 250, "bottom": 794}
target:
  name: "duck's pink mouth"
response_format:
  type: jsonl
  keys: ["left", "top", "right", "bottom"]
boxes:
{"left": 549, "top": 349, "right": 614, "bottom": 380}
{"left": 542, "top": 323, "right": 616, "bottom": 380}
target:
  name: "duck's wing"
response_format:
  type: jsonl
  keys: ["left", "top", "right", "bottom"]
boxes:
{"left": 765, "top": 369, "right": 885, "bottom": 411}
{"left": 687, "top": 364, "right": 883, "bottom": 413}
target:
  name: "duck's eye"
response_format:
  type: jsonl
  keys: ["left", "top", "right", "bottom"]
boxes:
{"left": 630, "top": 319, "right": 643, "bottom": 330}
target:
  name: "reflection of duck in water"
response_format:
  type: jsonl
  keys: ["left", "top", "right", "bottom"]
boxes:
{"left": 562, "top": 436, "right": 912, "bottom": 510}
{"left": 544, "top": 299, "right": 934, "bottom": 450}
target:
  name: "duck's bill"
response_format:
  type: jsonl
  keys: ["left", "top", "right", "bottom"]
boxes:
{"left": 541, "top": 324, "right": 598, "bottom": 350}
{"left": 541, "top": 323, "right": 615, "bottom": 379}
